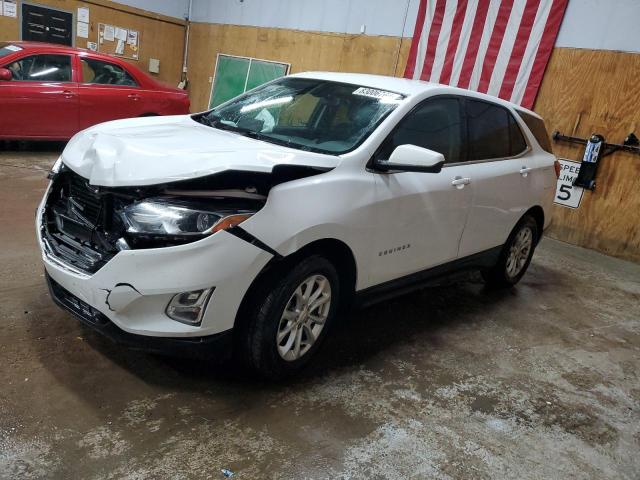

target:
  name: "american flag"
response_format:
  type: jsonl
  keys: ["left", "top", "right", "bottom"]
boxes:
{"left": 404, "top": 0, "right": 569, "bottom": 109}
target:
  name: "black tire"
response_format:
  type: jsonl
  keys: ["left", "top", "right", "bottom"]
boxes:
{"left": 482, "top": 215, "right": 538, "bottom": 288}
{"left": 238, "top": 255, "right": 340, "bottom": 380}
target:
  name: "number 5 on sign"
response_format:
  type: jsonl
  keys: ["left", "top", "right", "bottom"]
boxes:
{"left": 554, "top": 159, "right": 585, "bottom": 209}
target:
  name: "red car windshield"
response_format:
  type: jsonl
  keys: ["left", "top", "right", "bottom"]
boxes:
{"left": 0, "top": 43, "right": 23, "bottom": 59}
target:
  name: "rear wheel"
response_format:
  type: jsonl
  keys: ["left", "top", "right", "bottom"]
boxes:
{"left": 239, "top": 255, "right": 340, "bottom": 379}
{"left": 482, "top": 215, "right": 538, "bottom": 288}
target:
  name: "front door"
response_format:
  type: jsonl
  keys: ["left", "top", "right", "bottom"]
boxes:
{"left": 22, "top": 4, "right": 73, "bottom": 46}
{"left": 368, "top": 97, "right": 474, "bottom": 286}
{"left": 0, "top": 53, "right": 78, "bottom": 138}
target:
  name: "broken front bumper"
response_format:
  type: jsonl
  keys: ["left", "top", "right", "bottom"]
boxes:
{"left": 36, "top": 185, "right": 273, "bottom": 341}
{"left": 46, "top": 273, "right": 234, "bottom": 359}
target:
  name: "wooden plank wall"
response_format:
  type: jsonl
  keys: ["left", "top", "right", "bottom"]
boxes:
{"left": 186, "top": 23, "right": 410, "bottom": 112}
{"left": 0, "top": 0, "right": 186, "bottom": 85}
{"left": 534, "top": 48, "right": 640, "bottom": 262}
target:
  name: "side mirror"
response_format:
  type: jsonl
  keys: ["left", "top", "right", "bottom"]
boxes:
{"left": 374, "top": 144, "right": 445, "bottom": 173}
{"left": 0, "top": 68, "right": 12, "bottom": 81}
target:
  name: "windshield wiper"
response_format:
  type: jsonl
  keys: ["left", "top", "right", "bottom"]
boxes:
{"left": 194, "top": 113, "right": 322, "bottom": 153}
{"left": 194, "top": 113, "right": 233, "bottom": 130}
{"left": 193, "top": 113, "right": 214, "bottom": 127}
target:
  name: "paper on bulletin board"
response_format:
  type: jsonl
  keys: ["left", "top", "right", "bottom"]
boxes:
{"left": 115, "top": 40, "right": 125, "bottom": 55}
{"left": 3, "top": 0, "right": 17, "bottom": 17}
{"left": 103, "top": 25, "right": 115, "bottom": 41}
{"left": 78, "top": 7, "right": 89, "bottom": 23}
{"left": 77, "top": 21, "right": 89, "bottom": 39}
{"left": 115, "top": 27, "right": 127, "bottom": 42}
{"left": 127, "top": 30, "right": 138, "bottom": 46}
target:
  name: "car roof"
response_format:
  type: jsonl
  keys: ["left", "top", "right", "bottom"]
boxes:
{"left": 4, "top": 41, "right": 120, "bottom": 61}
{"left": 5, "top": 41, "right": 80, "bottom": 54}
{"left": 291, "top": 71, "right": 540, "bottom": 118}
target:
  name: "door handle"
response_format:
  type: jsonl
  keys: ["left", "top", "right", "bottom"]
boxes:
{"left": 519, "top": 166, "right": 533, "bottom": 177}
{"left": 451, "top": 176, "right": 471, "bottom": 189}
{"left": 128, "top": 93, "right": 140, "bottom": 100}
{"left": 62, "top": 90, "right": 74, "bottom": 99}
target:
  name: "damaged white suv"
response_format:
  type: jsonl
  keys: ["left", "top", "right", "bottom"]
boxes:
{"left": 37, "top": 72, "right": 557, "bottom": 378}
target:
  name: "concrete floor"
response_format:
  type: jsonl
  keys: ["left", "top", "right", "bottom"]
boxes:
{"left": 1, "top": 143, "right": 639, "bottom": 480}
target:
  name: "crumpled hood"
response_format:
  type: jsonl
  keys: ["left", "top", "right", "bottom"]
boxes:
{"left": 61, "top": 115, "right": 340, "bottom": 187}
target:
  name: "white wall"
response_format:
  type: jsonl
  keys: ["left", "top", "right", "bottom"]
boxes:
{"left": 116, "top": 0, "right": 190, "bottom": 19}
{"left": 190, "top": 0, "right": 640, "bottom": 53}
{"left": 555, "top": 0, "right": 640, "bottom": 53}
{"left": 191, "top": 0, "right": 419, "bottom": 37}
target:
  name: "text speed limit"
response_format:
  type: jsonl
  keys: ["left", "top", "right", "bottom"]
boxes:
{"left": 554, "top": 159, "right": 585, "bottom": 209}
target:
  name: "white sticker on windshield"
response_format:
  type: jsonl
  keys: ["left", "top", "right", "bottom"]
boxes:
{"left": 353, "top": 87, "right": 402, "bottom": 101}
{"left": 5, "top": 45, "right": 22, "bottom": 52}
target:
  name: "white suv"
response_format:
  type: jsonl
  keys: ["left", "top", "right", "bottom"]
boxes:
{"left": 37, "top": 72, "right": 557, "bottom": 378}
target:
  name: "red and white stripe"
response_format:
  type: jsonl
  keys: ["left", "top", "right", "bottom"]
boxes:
{"left": 404, "top": 0, "right": 568, "bottom": 109}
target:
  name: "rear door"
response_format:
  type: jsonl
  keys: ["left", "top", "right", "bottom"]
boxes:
{"left": 77, "top": 56, "right": 144, "bottom": 130}
{"left": 457, "top": 98, "right": 533, "bottom": 257}
{"left": 369, "top": 96, "right": 475, "bottom": 285}
{"left": 0, "top": 53, "right": 78, "bottom": 138}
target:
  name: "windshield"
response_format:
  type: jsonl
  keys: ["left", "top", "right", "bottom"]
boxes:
{"left": 0, "top": 43, "right": 22, "bottom": 59}
{"left": 196, "top": 77, "right": 405, "bottom": 155}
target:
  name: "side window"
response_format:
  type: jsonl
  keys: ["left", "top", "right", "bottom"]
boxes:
{"left": 466, "top": 100, "right": 513, "bottom": 160}
{"left": 510, "top": 115, "right": 528, "bottom": 155}
{"left": 517, "top": 109, "right": 553, "bottom": 153}
{"left": 6, "top": 54, "right": 72, "bottom": 82}
{"left": 80, "top": 58, "right": 138, "bottom": 86}
{"left": 378, "top": 97, "right": 462, "bottom": 163}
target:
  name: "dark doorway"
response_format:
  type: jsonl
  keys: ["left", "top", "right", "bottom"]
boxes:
{"left": 21, "top": 4, "right": 73, "bottom": 46}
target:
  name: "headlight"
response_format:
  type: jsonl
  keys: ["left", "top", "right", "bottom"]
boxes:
{"left": 119, "top": 199, "right": 254, "bottom": 237}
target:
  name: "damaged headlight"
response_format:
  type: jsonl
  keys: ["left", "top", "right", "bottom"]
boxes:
{"left": 47, "top": 157, "right": 63, "bottom": 179}
{"left": 119, "top": 199, "right": 254, "bottom": 237}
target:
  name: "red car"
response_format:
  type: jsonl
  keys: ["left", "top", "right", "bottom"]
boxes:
{"left": 0, "top": 41, "right": 190, "bottom": 140}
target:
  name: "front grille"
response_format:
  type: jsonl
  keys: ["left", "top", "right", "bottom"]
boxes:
{"left": 42, "top": 169, "right": 119, "bottom": 274}
{"left": 67, "top": 173, "right": 102, "bottom": 226}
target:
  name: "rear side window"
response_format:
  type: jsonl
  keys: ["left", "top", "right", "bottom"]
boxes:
{"left": 80, "top": 58, "right": 138, "bottom": 86}
{"left": 517, "top": 110, "right": 553, "bottom": 153}
{"left": 6, "top": 54, "right": 72, "bottom": 82}
{"left": 466, "top": 100, "right": 527, "bottom": 160}
{"left": 510, "top": 116, "right": 528, "bottom": 154}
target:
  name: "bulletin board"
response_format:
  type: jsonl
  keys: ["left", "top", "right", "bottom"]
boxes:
{"left": 97, "top": 23, "right": 140, "bottom": 61}
{"left": 209, "top": 54, "right": 290, "bottom": 109}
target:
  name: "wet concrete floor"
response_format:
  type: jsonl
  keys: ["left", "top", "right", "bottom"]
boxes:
{"left": 0, "top": 143, "right": 639, "bottom": 479}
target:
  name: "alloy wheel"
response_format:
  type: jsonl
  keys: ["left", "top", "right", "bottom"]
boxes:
{"left": 276, "top": 274, "right": 332, "bottom": 361}
{"left": 505, "top": 226, "right": 533, "bottom": 278}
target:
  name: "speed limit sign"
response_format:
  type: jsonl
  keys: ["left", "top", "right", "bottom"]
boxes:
{"left": 554, "top": 159, "right": 585, "bottom": 209}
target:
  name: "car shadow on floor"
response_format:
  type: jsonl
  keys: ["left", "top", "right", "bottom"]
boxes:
{"left": 68, "top": 270, "right": 527, "bottom": 389}
{"left": 0, "top": 140, "right": 66, "bottom": 153}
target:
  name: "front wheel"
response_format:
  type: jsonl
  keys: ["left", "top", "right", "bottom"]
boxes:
{"left": 482, "top": 215, "right": 538, "bottom": 288}
{"left": 239, "top": 255, "right": 340, "bottom": 379}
